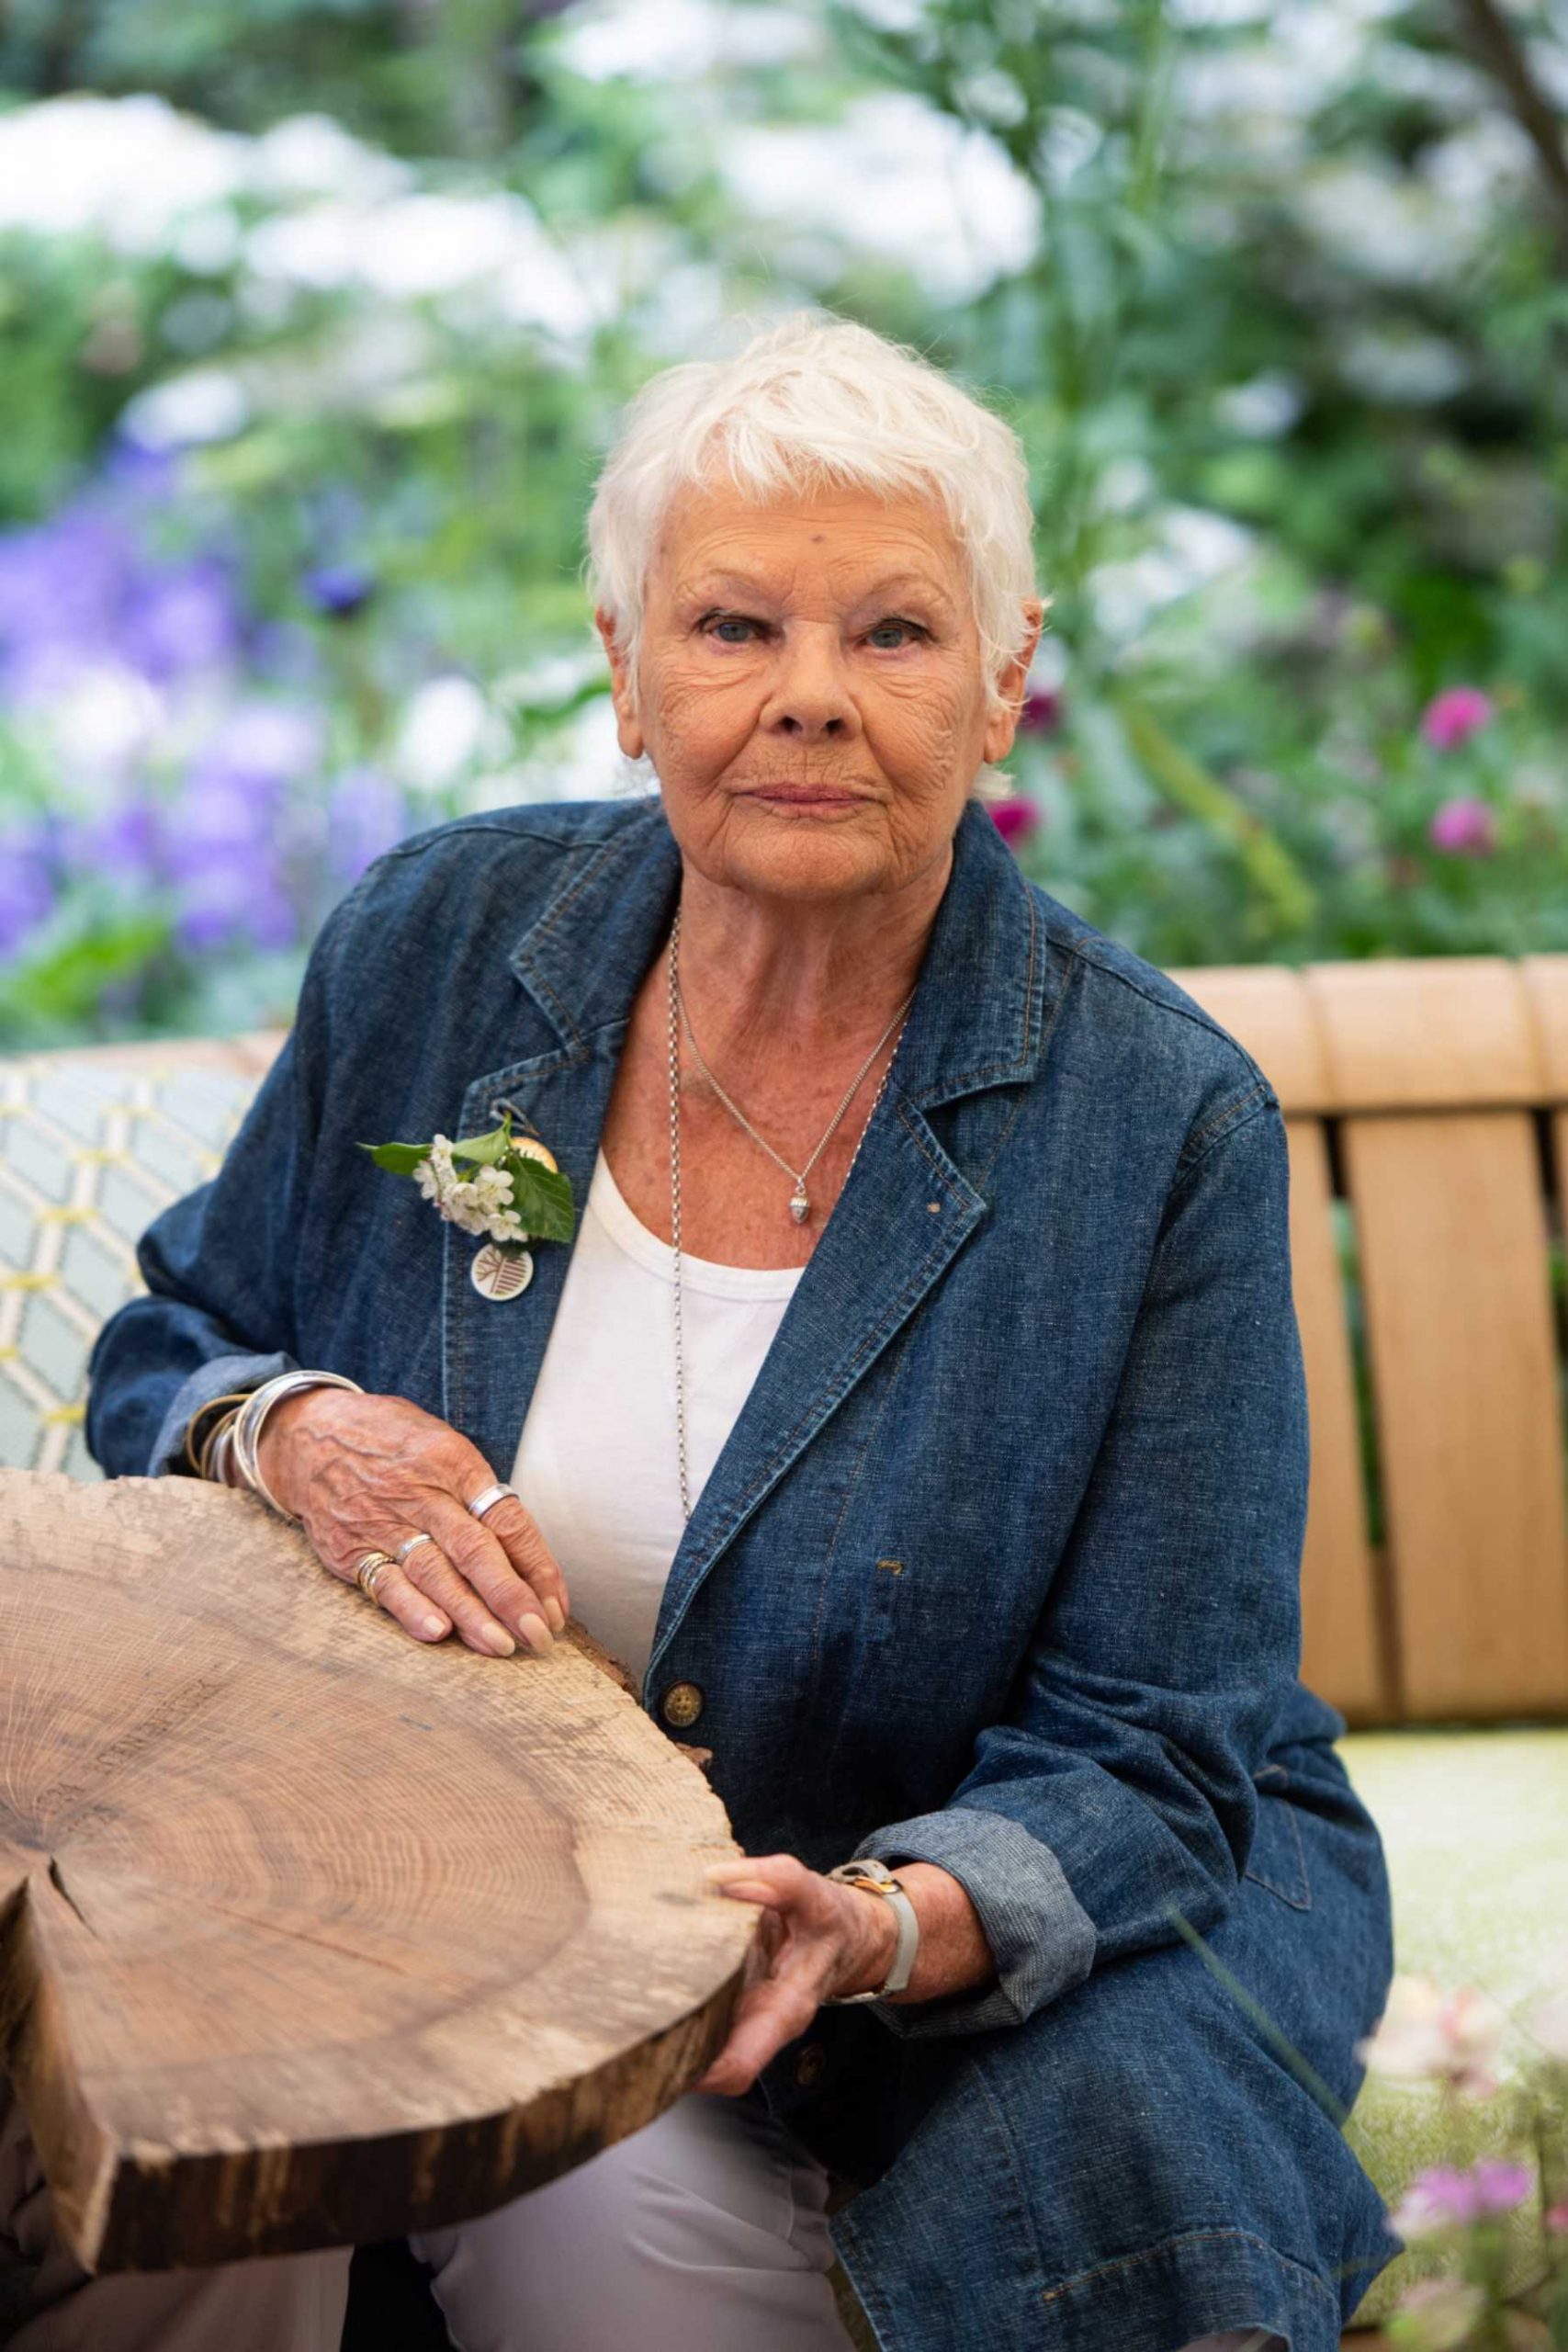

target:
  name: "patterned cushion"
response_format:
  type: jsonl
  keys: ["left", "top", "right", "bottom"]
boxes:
{"left": 1338, "top": 1728, "right": 1568, "bottom": 2325}
{"left": 0, "top": 1035, "right": 284, "bottom": 1475}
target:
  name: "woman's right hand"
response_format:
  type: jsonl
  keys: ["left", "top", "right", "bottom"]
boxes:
{"left": 254, "top": 1387, "right": 570, "bottom": 1659}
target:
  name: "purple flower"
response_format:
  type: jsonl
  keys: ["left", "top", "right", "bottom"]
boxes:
{"left": 989, "top": 795, "right": 1042, "bottom": 848}
{"left": 122, "top": 552, "right": 242, "bottom": 683}
{"left": 0, "top": 505, "right": 139, "bottom": 696}
{"left": 0, "top": 823, "right": 56, "bottom": 958}
{"left": 166, "top": 753, "right": 300, "bottom": 954}
{"left": 302, "top": 562, "right": 376, "bottom": 619}
{"left": 57, "top": 793, "right": 164, "bottom": 888}
{"left": 175, "top": 869, "right": 299, "bottom": 956}
{"left": 1020, "top": 686, "right": 1062, "bottom": 734}
{"left": 1420, "top": 686, "right": 1495, "bottom": 752}
{"left": 1428, "top": 797, "right": 1495, "bottom": 855}
{"left": 326, "top": 764, "right": 407, "bottom": 885}
{"left": 100, "top": 435, "right": 182, "bottom": 505}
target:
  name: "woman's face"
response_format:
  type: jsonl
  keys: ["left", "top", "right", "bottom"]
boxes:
{"left": 596, "top": 480, "right": 1043, "bottom": 906}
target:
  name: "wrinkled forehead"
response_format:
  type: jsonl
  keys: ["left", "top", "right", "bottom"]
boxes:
{"left": 647, "top": 474, "right": 968, "bottom": 612}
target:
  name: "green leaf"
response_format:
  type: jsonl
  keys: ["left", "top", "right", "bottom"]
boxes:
{"left": 449, "top": 1122, "right": 511, "bottom": 1166}
{"left": 502, "top": 1152, "right": 576, "bottom": 1243}
{"left": 356, "top": 1140, "right": 432, "bottom": 1174}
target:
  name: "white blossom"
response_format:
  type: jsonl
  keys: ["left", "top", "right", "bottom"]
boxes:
{"left": 412, "top": 1136, "right": 527, "bottom": 1245}
{"left": 1528, "top": 1982, "right": 1568, "bottom": 2063}
{"left": 1356, "top": 1973, "right": 1508, "bottom": 2097}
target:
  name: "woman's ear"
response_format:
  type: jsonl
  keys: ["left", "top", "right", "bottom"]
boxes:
{"left": 982, "top": 597, "right": 1048, "bottom": 766}
{"left": 594, "top": 608, "right": 646, "bottom": 762}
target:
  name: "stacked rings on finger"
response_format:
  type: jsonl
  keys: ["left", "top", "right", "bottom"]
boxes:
{"left": 355, "top": 1550, "right": 393, "bottom": 1601}
{"left": 395, "top": 1531, "right": 436, "bottom": 1566}
{"left": 466, "top": 1482, "right": 517, "bottom": 1521}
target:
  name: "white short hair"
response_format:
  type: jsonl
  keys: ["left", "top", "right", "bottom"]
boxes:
{"left": 581, "top": 309, "right": 1042, "bottom": 799}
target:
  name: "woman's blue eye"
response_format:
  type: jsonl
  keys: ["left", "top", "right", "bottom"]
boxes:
{"left": 704, "top": 616, "right": 923, "bottom": 647}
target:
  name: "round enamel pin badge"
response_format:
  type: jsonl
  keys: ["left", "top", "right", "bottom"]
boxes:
{"left": 470, "top": 1243, "right": 535, "bottom": 1301}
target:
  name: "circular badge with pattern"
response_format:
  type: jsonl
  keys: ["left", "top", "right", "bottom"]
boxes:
{"left": 470, "top": 1243, "right": 534, "bottom": 1301}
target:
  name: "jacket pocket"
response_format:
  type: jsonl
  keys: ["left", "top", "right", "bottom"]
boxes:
{"left": 1244, "top": 1766, "right": 1313, "bottom": 1909}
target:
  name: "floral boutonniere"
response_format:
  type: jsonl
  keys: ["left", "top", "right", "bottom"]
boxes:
{"left": 358, "top": 1112, "right": 576, "bottom": 1300}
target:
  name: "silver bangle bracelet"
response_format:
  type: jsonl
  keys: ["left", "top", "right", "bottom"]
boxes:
{"left": 230, "top": 1370, "right": 365, "bottom": 1523}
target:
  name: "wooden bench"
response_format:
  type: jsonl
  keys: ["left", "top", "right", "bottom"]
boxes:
{"left": 8, "top": 951, "right": 1568, "bottom": 2346}
{"left": 1176, "top": 952, "right": 1568, "bottom": 1730}
{"left": 1169, "top": 954, "right": 1568, "bottom": 2347}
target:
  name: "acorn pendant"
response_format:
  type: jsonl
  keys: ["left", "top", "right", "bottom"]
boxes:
{"left": 789, "top": 1182, "right": 810, "bottom": 1226}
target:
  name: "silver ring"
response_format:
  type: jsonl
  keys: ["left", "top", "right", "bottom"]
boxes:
{"left": 395, "top": 1531, "right": 436, "bottom": 1566}
{"left": 355, "top": 1550, "right": 393, "bottom": 1600}
{"left": 466, "top": 1482, "right": 517, "bottom": 1521}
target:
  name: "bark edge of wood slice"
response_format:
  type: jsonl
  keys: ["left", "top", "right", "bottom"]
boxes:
{"left": 0, "top": 1470, "right": 756, "bottom": 2274}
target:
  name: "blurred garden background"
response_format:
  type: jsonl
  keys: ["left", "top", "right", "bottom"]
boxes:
{"left": 0, "top": 0, "right": 1564, "bottom": 1048}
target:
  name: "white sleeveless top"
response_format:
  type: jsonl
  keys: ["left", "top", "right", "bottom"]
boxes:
{"left": 509, "top": 1147, "right": 803, "bottom": 1696}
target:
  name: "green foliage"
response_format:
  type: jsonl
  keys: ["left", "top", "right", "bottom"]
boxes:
{"left": 2, "top": 0, "right": 1566, "bottom": 1044}
{"left": 358, "top": 1119, "right": 577, "bottom": 1243}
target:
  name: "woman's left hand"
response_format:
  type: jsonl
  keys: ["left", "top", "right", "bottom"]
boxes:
{"left": 694, "top": 1853, "right": 897, "bottom": 2098}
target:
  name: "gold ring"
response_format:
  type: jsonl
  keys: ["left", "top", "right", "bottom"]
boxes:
{"left": 355, "top": 1550, "right": 393, "bottom": 1600}
{"left": 395, "top": 1531, "right": 435, "bottom": 1566}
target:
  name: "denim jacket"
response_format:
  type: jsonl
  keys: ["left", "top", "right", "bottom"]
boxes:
{"left": 85, "top": 790, "right": 1349, "bottom": 2154}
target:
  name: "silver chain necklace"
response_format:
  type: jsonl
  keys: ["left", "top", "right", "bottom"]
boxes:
{"left": 666, "top": 903, "right": 915, "bottom": 1523}
{"left": 671, "top": 903, "right": 916, "bottom": 1225}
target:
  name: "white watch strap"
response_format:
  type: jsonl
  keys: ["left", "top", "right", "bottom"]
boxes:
{"left": 821, "top": 1860, "right": 919, "bottom": 2004}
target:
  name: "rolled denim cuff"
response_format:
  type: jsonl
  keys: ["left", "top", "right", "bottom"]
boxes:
{"left": 849, "top": 1804, "right": 1097, "bottom": 2038}
{"left": 147, "top": 1351, "right": 300, "bottom": 1479}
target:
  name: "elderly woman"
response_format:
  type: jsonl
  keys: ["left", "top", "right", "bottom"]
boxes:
{"left": 51, "top": 311, "right": 1397, "bottom": 2352}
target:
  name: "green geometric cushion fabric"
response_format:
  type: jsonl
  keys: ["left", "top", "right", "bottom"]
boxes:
{"left": 1337, "top": 1727, "right": 1568, "bottom": 2326}
{"left": 0, "top": 1039, "right": 281, "bottom": 1476}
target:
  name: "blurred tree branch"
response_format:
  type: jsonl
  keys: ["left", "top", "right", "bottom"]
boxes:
{"left": 1454, "top": 0, "right": 1568, "bottom": 265}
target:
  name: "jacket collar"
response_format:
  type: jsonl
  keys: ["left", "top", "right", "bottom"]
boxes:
{"left": 445, "top": 791, "right": 1065, "bottom": 1698}
{"left": 507, "top": 791, "right": 1053, "bottom": 1114}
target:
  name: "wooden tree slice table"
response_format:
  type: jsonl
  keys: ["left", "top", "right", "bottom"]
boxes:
{"left": 0, "top": 1470, "right": 754, "bottom": 2275}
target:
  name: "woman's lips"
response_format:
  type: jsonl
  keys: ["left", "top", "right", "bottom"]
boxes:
{"left": 743, "top": 786, "right": 869, "bottom": 807}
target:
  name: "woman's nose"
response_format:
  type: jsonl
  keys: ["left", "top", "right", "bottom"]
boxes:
{"left": 759, "top": 628, "right": 860, "bottom": 738}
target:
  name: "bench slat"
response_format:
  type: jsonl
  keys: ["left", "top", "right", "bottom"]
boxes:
{"left": 1340, "top": 1108, "right": 1568, "bottom": 1716}
{"left": 1284, "top": 1119, "right": 1385, "bottom": 1721}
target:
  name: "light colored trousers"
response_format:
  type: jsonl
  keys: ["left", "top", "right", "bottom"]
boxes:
{"left": 2, "top": 2076, "right": 1282, "bottom": 2350}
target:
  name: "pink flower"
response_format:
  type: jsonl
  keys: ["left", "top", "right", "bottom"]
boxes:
{"left": 1390, "top": 2166, "right": 1483, "bottom": 2239}
{"left": 1471, "top": 2158, "right": 1533, "bottom": 2213}
{"left": 1420, "top": 685, "right": 1495, "bottom": 751}
{"left": 989, "top": 796, "right": 1041, "bottom": 847}
{"left": 1545, "top": 2201, "right": 1568, "bottom": 2236}
{"left": 1429, "top": 797, "right": 1496, "bottom": 855}
{"left": 1020, "top": 686, "right": 1062, "bottom": 734}
{"left": 1389, "top": 2160, "right": 1533, "bottom": 2242}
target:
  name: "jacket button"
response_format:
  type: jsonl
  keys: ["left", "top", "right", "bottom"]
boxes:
{"left": 661, "top": 1681, "right": 704, "bottom": 1728}
{"left": 794, "top": 2041, "right": 825, "bottom": 2089}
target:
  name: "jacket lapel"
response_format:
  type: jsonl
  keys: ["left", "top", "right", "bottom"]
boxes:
{"left": 438, "top": 796, "right": 1061, "bottom": 1689}
{"left": 441, "top": 808, "right": 681, "bottom": 1482}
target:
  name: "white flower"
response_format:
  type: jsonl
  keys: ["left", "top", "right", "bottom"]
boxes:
{"left": 1357, "top": 1973, "right": 1507, "bottom": 2097}
{"left": 412, "top": 1136, "right": 527, "bottom": 1246}
{"left": 1393, "top": 2276, "right": 1486, "bottom": 2352}
{"left": 1529, "top": 1984, "right": 1568, "bottom": 2063}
